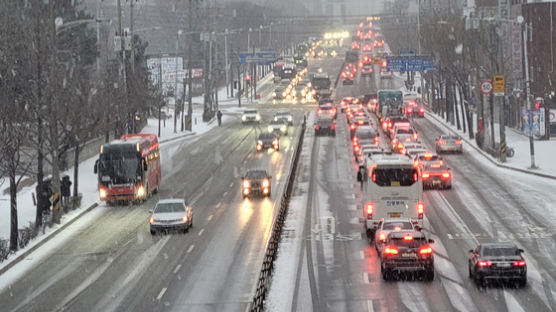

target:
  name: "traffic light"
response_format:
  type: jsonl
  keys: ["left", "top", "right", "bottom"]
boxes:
{"left": 535, "top": 102, "right": 540, "bottom": 109}
{"left": 246, "top": 74, "right": 251, "bottom": 85}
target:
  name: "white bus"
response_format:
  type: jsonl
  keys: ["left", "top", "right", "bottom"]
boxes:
{"left": 359, "top": 154, "right": 424, "bottom": 239}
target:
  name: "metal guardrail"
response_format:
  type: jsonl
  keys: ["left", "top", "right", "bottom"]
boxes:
{"left": 249, "top": 117, "right": 307, "bottom": 311}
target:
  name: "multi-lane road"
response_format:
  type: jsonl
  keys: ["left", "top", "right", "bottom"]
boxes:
{"left": 2, "top": 48, "right": 556, "bottom": 312}
{"left": 283, "top": 54, "right": 556, "bottom": 312}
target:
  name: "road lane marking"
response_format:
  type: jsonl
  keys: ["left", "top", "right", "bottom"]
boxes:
{"left": 367, "top": 300, "right": 375, "bottom": 312}
{"left": 207, "top": 214, "right": 213, "bottom": 221}
{"left": 173, "top": 264, "right": 181, "bottom": 274}
{"left": 156, "top": 288, "right": 167, "bottom": 301}
{"left": 362, "top": 272, "right": 370, "bottom": 284}
{"left": 198, "top": 228, "right": 204, "bottom": 236}
{"left": 216, "top": 202, "right": 222, "bottom": 208}
{"left": 360, "top": 250, "right": 365, "bottom": 260}
{"left": 229, "top": 182, "right": 233, "bottom": 188}
{"left": 187, "top": 245, "right": 195, "bottom": 253}
{"left": 223, "top": 191, "right": 228, "bottom": 196}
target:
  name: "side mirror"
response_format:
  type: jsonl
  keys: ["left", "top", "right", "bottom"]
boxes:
{"left": 428, "top": 239, "right": 435, "bottom": 244}
{"left": 518, "top": 248, "right": 524, "bottom": 253}
{"left": 468, "top": 249, "right": 474, "bottom": 253}
{"left": 94, "top": 159, "right": 99, "bottom": 174}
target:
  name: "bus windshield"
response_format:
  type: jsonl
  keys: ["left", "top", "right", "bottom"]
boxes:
{"left": 373, "top": 168, "right": 418, "bottom": 187}
{"left": 99, "top": 147, "right": 141, "bottom": 185}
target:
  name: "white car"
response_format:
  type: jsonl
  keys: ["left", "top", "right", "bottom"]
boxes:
{"left": 405, "top": 147, "right": 428, "bottom": 158}
{"left": 242, "top": 109, "right": 261, "bottom": 124}
{"left": 149, "top": 199, "right": 193, "bottom": 235}
{"left": 374, "top": 218, "right": 416, "bottom": 251}
{"left": 268, "top": 120, "right": 288, "bottom": 135}
{"left": 274, "top": 111, "right": 294, "bottom": 126}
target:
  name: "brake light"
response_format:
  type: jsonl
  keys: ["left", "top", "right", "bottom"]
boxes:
{"left": 422, "top": 172, "right": 430, "bottom": 178}
{"left": 354, "top": 145, "right": 360, "bottom": 152}
{"left": 403, "top": 234, "right": 413, "bottom": 241}
{"left": 358, "top": 120, "right": 364, "bottom": 125}
{"left": 372, "top": 173, "right": 376, "bottom": 182}
{"left": 392, "top": 138, "right": 398, "bottom": 144}
{"left": 379, "top": 232, "right": 386, "bottom": 241}
{"left": 149, "top": 217, "right": 154, "bottom": 224}
{"left": 394, "top": 226, "right": 401, "bottom": 231}
{"left": 438, "top": 140, "right": 446, "bottom": 145}
{"left": 417, "top": 203, "right": 424, "bottom": 215}
{"left": 331, "top": 124, "right": 335, "bottom": 130}
{"left": 384, "top": 247, "right": 399, "bottom": 255}
{"left": 442, "top": 172, "right": 451, "bottom": 179}
{"left": 407, "top": 107, "right": 413, "bottom": 113}
{"left": 431, "top": 163, "right": 441, "bottom": 168}
{"left": 405, "top": 137, "right": 411, "bottom": 142}
{"left": 419, "top": 246, "right": 433, "bottom": 255}
{"left": 353, "top": 137, "right": 358, "bottom": 145}
{"left": 317, "top": 108, "right": 322, "bottom": 115}
{"left": 374, "top": 136, "right": 379, "bottom": 145}
{"left": 419, "top": 107, "right": 425, "bottom": 113}
{"left": 478, "top": 260, "right": 492, "bottom": 267}
{"left": 414, "top": 173, "right": 418, "bottom": 182}
{"left": 397, "top": 143, "right": 403, "bottom": 150}
{"left": 388, "top": 122, "right": 392, "bottom": 128}
{"left": 351, "top": 124, "right": 356, "bottom": 130}
{"left": 413, "top": 133, "right": 418, "bottom": 140}
{"left": 513, "top": 260, "right": 526, "bottom": 267}
{"left": 366, "top": 203, "right": 373, "bottom": 215}
{"left": 383, "top": 122, "right": 387, "bottom": 128}
{"left": 455, "top": 140, "right": 462, "bottom": 145}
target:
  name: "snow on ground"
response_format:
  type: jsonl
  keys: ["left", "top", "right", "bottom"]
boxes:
{"left": 0, "top": 87, "right": 233, "bottom": 264}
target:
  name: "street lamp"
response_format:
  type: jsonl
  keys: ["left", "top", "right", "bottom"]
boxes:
{"left": 173, "top": 29, "right": 183, "bottom": 133}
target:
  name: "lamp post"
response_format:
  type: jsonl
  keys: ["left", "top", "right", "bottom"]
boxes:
{"left": 518, "top": 15, "right": 536, "bottom": 169}
{"left": 174, "top": 29, "right": 183, "bottom": 133}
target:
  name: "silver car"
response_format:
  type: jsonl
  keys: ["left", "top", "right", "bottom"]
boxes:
{"left": 436, "top": 134, "right": 463, "bottom": 154}
{"left": 268, "top": 119, "right": 289, "bottom": 135}
{"left": 149, "top": 199, "right": 193, "bottom": 235}
{"left": 374, "top": 218, "right": 416, "bottom": 252}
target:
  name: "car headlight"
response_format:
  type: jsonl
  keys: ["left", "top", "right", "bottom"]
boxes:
{"left": 257, "top": 140, "right": 263, "bottom": 145}
{"left": 288, "top": 116, "right": 293, "bottom": 122}
{"left": 262, "top": 179, "right": 270, "bottom": 187}
{"left": 243, "top": 180, "right": 250, "bottom": 188}
{"left": 273, "top": 139, "right": 278, "bottom": 145}
{"left": 99, "top": 188, "right": 107, "bottom": 199}
{"left": 136, "top": 185, "right": 146, "bottom": 198}
{"left": 242, "top": 115, "right": 247, "bottom": 121}
{"left": 274, "top": 117, "right": 278, "bottom": 121}
{"left": 282, "top": 92, "right": 286, "bottom": 97}
{"left": 273, "top": 92, "right": 276, "bottom": 97}
{"left": 268, "top": 126, "right": 274, "bottom": 132}
{"left": 312, "top": 90, "right": 316, "bottom": 95}
{"left": 281, "top": 126, "right": 287, "bottom": 132}
{"left": 256, "top": 114, "right": 261, "bottom": 121}
{"left": 301, "top": 90, "right": 306, "bottom": 96}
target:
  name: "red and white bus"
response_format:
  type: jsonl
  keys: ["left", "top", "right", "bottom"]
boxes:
{"left": 94, "top": 134, "right": 161, "bottom": 203}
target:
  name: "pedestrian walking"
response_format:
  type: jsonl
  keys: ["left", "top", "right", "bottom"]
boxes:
{"left": 357, "top": 166, "right": 367, "bottom": 190}
{"left": 217, "top": 110, "right": 223, "bottom": 126}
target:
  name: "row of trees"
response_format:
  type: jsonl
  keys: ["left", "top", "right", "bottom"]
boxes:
{"left": 0, "top": 0, "right": 158, "bottom": 251}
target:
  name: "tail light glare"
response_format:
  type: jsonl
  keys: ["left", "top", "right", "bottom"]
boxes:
{"left": 417, "top": 203, "right": 424, "bottom": 215}
{"left": 438, "top": 140, "right": 446, "bottom": 145}
{"left": 419, "top": 246, "right": 433, "bottom": 255}
{"left": 351, "top": 124, "right": 356, "bottom": 130}
{"left": 407, "top": 107, "right": 413, "bottom": 113}
{"left": 384, "top": 247, "right": 399, "bottom": 255}
{"left": 372, "top": 173, "right": 376, "bottom": 182}
{"left": 413, "top": 133, "right": 418, "bottom": 140}
{"left": 366, "top": 203, "right": 373, "bottom": 215}
{"left": 315, "top": 125, "right": 319, "bottom": 130}
{"left": 149, "top": 217, "right": 154, "bottom": 224}
{"left": 413, "top": 173, "right": 418, "bottom": 182}
{"left": 379, "top": 232, "right": 386, "bottom": 241}
{"left": 422, "top": 172, "right": 430, "bottom": 179}
{"left": 455, "top": 140, "right": 462, "bottom": 145}
{"left": 397, "top": 143, "right": 403, "bottom": 150}
{"left": 513, "top": 260, "right": 526, "bottom": 267}
{"left": 478, "top": 260, "right": 492, "bottom": 267}
{"left": 331, "top": 124, "right": 335, "bottom": 130}
{"left": 419, "top": 107, "right": 425, "bottom": 113}
{"left": 403, "top": 234, "right": 413, "bottom": 241}
{"left": 442, "top": 172, "right": 451, "bottom": 179}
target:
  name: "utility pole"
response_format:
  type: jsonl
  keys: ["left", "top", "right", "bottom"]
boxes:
{"left": 49, "top": 0, "right": 62, "bottom": 224}
{"left": 497, "top": 21, "right": 507, "bottom": 163}
{"left": 523, "top": 20, "right": 536, "bottom": 168}
{"left": 225, "top": 29, "right": 229, "bottom": 97}
{"left": 187, "top": 0, "right": 193, "bottom": 131}
{"left": 173, "top": 30, "right": 181, "bottom": 133}
{"left": 130, "top": 0, "right": 135, "bottom": 71}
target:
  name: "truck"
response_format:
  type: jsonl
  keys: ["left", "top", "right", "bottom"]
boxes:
{"left": 376, "top": 90, "right": 403, "bottom": 120}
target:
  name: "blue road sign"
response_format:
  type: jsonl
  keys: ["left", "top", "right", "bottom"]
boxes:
{"left": 239, "top": 52, "right": 254, "bottom": 64}
{"left": 239, "top": 52, "right": 276, "bottom": 64}
{"left": 385, "top": 56, "right": 436, "bottom": 72}
{"left": 399, "top": 49, "right": 415, "bottom": 56}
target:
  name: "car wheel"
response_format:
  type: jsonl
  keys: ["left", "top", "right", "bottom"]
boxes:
{"left": 150, "top": 229, "right": 156, "bottom": 236}
{"left": 190, "top": 218, "right": 193, "bottom": 228}
{"left": 445, "top": 184, "right": 452, "bottom": 190}
{"left": 381, "top": 266, "right": 391, "bottom": 281}
{"left": 468, "top": 263, "right": 473, "bottom": 278}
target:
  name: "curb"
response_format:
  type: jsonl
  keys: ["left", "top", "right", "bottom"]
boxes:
{"left": 0, "top": 202, "right": 99, "bottom": 277}
{"left": 425, "top": 112, "right": 556, "bottom": 180}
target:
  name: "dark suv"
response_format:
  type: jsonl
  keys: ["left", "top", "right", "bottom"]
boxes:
{"left": 468, "top": 243, "right": 527, "bottom": 287}
{"left": 380, "top": 231, "right": 435, "bottom": 281}
{"left": 315, "top": 117, "right": 336, "bottom": 136}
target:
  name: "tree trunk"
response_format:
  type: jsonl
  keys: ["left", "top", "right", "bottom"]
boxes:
{"left": 454, "top": 82, "right": 461, "bottom": 129}
{"left": 10, "top": 174, "right": 18, "bottom": 251}
{"left": 73, "top": 140, "right": 79, "bottom": 199}
{"left": 459, "top": 85, "right": 467, "bottom": 133}
{"left": 36, "top": 117, "right": 44, "bottom": 228}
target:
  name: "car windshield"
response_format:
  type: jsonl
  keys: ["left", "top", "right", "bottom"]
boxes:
{"left": 482, "top": 246, "right": 519, "bottom": 257}
{"left": 245, "top": 170, "right": 268, "bottom": 179}
{"left": 383, "top": 222, "right": 413, "bottom": 230}
{"left": 155, "top": 202, "right": 185, "bottom": 213}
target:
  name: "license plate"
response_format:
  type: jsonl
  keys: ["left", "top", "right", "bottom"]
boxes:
{"left": 386, "top": 200, "right": 405, "bottom": 207}
{"left": 402, "top": 252, "right": 416, "bottom": 258}
{"left": 497, "top": 263, "right": 511, "bottom": 268}
{"left": 389, "top": 212, "right": 401, "bottom": 218}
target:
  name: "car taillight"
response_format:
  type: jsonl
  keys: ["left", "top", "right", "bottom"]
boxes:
{"left": 419, "top": 107, "right": 425, "bottom": 113}
{"left": 331, "top": 124, "right": 335, "bottom": 130}
{"left": 315, "top": 125, "right": 319, "bottom": 130}
{"left": 372, "top": 172, "right": 376, "bottom": 182}
{"left": 388, "top": 122, "right": 392, "bottom": 128}
{"left": 374, "top": 136, "right": 379, "bottom": 145}
{"left": 331, "top": 108, "right": 336, "bottom": 114}
{"left": 414, "top": 173, "right": 418, "bottom": 182}
{"left": 358, "top": 120, "right": 364, "bottom": 125}
{"left": 383, "top": 122, "right": 387, "bottom": 128}
{"left": 513, "top": 260, "right": 526, "bottom": 267}
{"left": 455, "top": 140, "right": 462, "bottom": 145}
{"left": 182, "top": 215, "right": 189, "bottom": 222}
{"left": 419, "top": 246, "right": 433, "bottom": 255}
{"left": 366, "top": 203, "right": 373, "bottom": 215}
{"left": 397, "top": 143, "right": 403, "bottom": 150}
{"left": 353, "top": 138, "right": 358, "bottom": 145}
{"left": 384, "top": 247, "right": 399, "bottom": 255}
{"left": 317, "top": 109, "right": 322, "bottom": 114}
{"left": 407, "top": 107, "right": 413, "bottom": 113}
{"left": 403, "top": 234, "right": 413, "bottom": 241}
{"left": 354, "top": 145, "right": 360, "bottom": 152}
{"left": 379, "top": 232, "right": 386, "bottom": 241}
{"left": 422, "top": 172, "right": 430, "bottom": 178}
{"left": 417, "top": 203, "right": 424, "bottom": 216}
{"left": 350, "top": 124, "right": 356, "bottom": 130}
{"left": 442, "top": 172, "right": 451, "bottom": 179}
{"left": 149, "top": 217, "right": 154, "bottom": 224}
{"left": 413, "top": 161, "right": 419, "bottom": 167}
{"left": 478, "top": 260, "right": 492, "bottom": 267}
{"left": 413, "top": 133, "right": 418, "bottom": 140}
{"left": 438, "top": 140, "right": 446, "bottom": 145}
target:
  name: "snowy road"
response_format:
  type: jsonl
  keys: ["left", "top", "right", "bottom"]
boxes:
{"left": 268, "top": 55, "right": 556, "bottom": 312}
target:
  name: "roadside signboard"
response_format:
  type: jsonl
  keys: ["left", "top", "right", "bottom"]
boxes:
{"left": 480, "top": 80, "right": 493, "bottom": 95}
{"left": 384, "top": 56, "right": 436, "bottom": 72}
{"left": 493, "top": 75, "right": 505, "bottom": 96}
